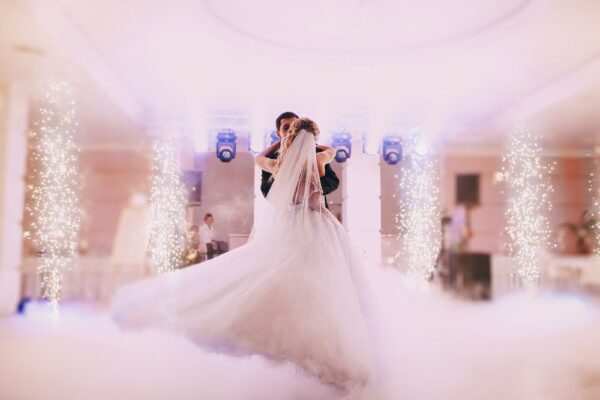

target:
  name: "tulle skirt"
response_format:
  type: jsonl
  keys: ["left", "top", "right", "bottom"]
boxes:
{"left": 111, "top": 207, "right": 375, "bottom": 388}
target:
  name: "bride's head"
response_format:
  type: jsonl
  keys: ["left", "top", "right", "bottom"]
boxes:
{"left": 271, "top": 117, "right": 320, "bottom": 180}
{"left": 281, "top": 118, "right": 319, "bottom": 150}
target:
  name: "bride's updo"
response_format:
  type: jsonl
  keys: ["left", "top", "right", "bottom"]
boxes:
{"left": 289, "top": 118, "right": 320, "bottom": 141}
{"left": 271, "top": 117, "right": 319, "bottom": 180}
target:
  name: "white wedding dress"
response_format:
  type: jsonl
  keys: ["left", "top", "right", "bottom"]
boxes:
{"left": 111, "top": 130, "right": 376, "bottom": 391}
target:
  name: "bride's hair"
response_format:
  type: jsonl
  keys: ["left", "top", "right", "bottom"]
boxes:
{"left": 270, "top": 117, "right": 319, "bottom": 181}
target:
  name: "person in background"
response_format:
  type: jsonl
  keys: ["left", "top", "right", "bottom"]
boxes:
{"left": 182, "top": 225, "right": 201, "bottom": 266}
{"left": 199, "top": 213, "right": 217, "bottom": 260}
{"left": 189, "top": 225, "right": 201, "bottom": 248}
{"left": 447, "top": 205, "right": 472, "bottom": 253}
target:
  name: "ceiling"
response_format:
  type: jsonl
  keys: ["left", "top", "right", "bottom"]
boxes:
{"left": 2, "top": 0, "right": 600, "bottom": 151}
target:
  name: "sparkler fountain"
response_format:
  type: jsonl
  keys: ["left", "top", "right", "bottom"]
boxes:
{"left": 148, "top": 138, "right": 187, "bottom": 274}
{"left": 27, "top": 82, "right": 80, "bottom": 309}
{"left": 500, "top": 128, "right": 554, "bottom": 286}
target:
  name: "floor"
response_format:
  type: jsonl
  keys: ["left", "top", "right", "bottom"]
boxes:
{"left": 1, "top": 278, "right": 600, "bottom": 399}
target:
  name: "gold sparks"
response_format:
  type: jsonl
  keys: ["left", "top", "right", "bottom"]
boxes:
{"left": 27, "top": 82, "right": 80, "bottom": 308}
{"left": 501, "top": 128, "right": 554, "bottom": 285}
{"left": 148, "top": 138, "right": 187, "bottom": 274}
{"left": 397, "top": 136, "right": 441, "bottom": 280}
{"left": 588, "top": 160, "right": 600, "bottom": 257}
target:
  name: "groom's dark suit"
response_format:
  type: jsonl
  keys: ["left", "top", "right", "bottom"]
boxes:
{"left": 260, "top": 147, "right": 339, "bottom": 209}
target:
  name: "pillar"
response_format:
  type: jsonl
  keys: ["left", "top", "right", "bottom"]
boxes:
{"left": 0, "top": 84, "right": 28, "bottom": 314}
{"left": 343, "top": 142, "right": 382, "bottom": 266}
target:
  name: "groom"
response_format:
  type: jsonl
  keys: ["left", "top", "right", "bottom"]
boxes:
{"left": 260, "top": 111, "right": 340, "bottom": 209}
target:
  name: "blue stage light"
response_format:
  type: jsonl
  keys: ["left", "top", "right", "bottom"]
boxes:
{"left": 216, "top": 131, "right": 236, "bottom": 162}
{"left": 332, "top": 132, "right": 352, "bottom": 163}
{"left": 383, "top": 135, "right": 403, "bottom": 165}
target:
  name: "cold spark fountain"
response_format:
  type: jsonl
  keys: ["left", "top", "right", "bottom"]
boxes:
{"left": 397, "top": 135, "right": 441, "bottom": 281}
{"left": 27, "top": 82, "right": 80, "bottom": 308}
{"left": 148, "top": 138, "right": 187, "bottom": 274}
{"left": 501, "top": 128, "right": 554, "bottom": 285}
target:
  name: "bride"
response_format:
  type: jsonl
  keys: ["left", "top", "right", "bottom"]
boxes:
{"left": 112, "top": 117, "right": 376, "bottom": 392}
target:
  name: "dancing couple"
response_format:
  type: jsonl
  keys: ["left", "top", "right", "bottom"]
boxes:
{"left": 112, "top": 112, "right": 378, "bottom": 396}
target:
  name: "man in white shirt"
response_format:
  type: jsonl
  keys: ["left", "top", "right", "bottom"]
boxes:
{"left": 199, "top": 213, "right": 217, "bottom": 259}
{"left": 447, "top": 205, "right": 471, "bottom": 252}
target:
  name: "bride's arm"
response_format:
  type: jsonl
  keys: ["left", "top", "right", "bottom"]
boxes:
{"left": 316, "top": 145, "right": 336, "bottom": 176}
{"left": 255, "top": 141, "right": 280, "bottom": 173}
{"left": 316, "top": 145, "right": 335, "bottom": 164}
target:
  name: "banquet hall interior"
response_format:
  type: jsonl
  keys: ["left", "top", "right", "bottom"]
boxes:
{"left": 2, "top": 1, "right": 600, "bottom": 399}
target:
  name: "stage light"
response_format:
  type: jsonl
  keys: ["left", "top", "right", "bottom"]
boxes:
{"left": 382, "top": 135, "right": 403, "bottom": 165}
{"left": 270, "top": 131, "right": 279, "bottom": 145}
{"left": 216, "top": 131, "right": 236, "bottom": 162}
{"left": 332, "top": 132, "right": 352, "bottom": 163}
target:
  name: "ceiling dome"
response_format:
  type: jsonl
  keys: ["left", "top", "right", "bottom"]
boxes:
{"left": 204, "top": 0, "right": 532, "bottom": 54}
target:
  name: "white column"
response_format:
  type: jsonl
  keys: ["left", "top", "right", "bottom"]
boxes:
{"left": 343, "top": 142, "right": 382, "bottom": 266}
{"left": 0, "top": 84, "right": 28, "bottom": 314}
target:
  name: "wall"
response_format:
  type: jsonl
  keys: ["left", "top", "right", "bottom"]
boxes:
{"left": 79, "top": 148, "right": 151, "bottom": 255}
{"left": 19, "top": 135, "right": 593, "bottom": 265}
{"left": 548, "top": 156, "right": 593, "bottom": 225}
{"left": 0, "top": 84, "right": 28, "bottom": 314}
{"left": 24, "top": 138, "right": 254, "bottom": 257}
{"left": 22, "top": 147, "right": 151, "bottom": 257}
{"left": 442, "top": 153, "right": 591, "bottom": 254}
{"left": 187, "top": 151, "right": 255, "bottom": 241}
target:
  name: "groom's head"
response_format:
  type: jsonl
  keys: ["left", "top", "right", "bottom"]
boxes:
{"left": 275, "top": 111, "right": 299, "bottom": 139}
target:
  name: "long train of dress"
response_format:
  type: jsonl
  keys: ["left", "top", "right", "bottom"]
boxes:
{"left": 112, "top": 205, "right": 376, "bottom": 391}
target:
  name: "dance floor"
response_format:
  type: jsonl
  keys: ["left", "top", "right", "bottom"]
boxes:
{"left": 2, "top": 279, "right": 600, "bottom": 399}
